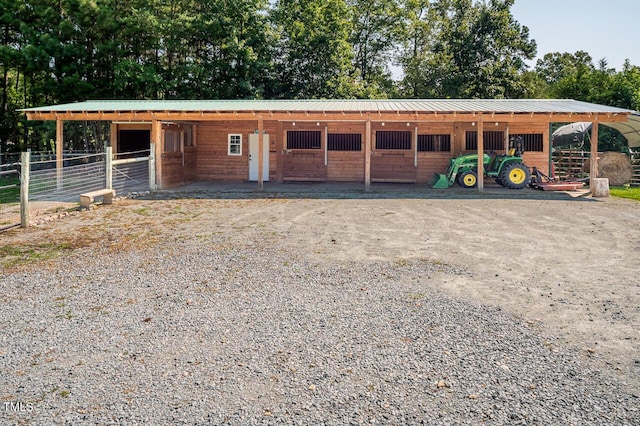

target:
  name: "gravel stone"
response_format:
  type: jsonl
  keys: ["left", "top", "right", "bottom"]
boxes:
{"left": 1, "top": 234, "right": 638, "bottom": 424}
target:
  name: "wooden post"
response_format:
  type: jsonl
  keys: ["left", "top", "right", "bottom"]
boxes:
{"left": 324, "top": 126, "right": 328, "bottom": 166}
{"left": 258, "top": 116, "right": 264, "bottom": 191}
{"left": 276, "top": 122, "right": 284, "bottom": 182}
{"left": 590, "top": 121, "right": 599, "bottom": 180}
{"left": 151, "top": 119, "right": 162, "bottom": 189}
{"left": 56, "top": 119, "right": 63, "bottom": 190}
{"left": 20, "top": 151, "right": 30, "bottom": 228}
{"left": 414, "top": 126, "right": 418, "bottom": 167}
{"left": 365, "top": 118, "right": 371, "bottom": 191}
{"left": 110, "top": 122, "right": 118, "bottom": 152}
{"left": 106, "top": 146, "right": 113, "bottom": 190}
{"left": 477, "top": 117, "right": 484, "bottom": 191}
{"left": 590, "top": 121, "right": 607, "bottom": 196}
{"left": 149, "top": 143, "right": 156, "bottom": 190}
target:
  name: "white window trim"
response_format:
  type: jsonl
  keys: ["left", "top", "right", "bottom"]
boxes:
{"left": 228, "top": 134, "right": 242, "bottom": 156}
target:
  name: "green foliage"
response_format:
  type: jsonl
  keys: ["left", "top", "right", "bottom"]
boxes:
{"left": 270, "top": 0, "right": 357, "bottom": 98}
{"left": 1, "top": 0, "right": 639, "bottom": 153}
{"left": 610, "top": 186, "right": 640, "bottom": 201}
{"left": 399, "top": 0, "right": 536, "bottom": 98}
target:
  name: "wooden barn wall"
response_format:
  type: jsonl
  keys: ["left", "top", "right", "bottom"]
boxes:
{"left": 281, "top": 122, "right": 327, "bottom": 181}
{"left": 454, "top": 122, "right": 550, "bottom": 175}
{"left": 327, "top": 122, "right": 365, "bottom": 182}
{"left": 196, "top": 120, "right": 278, "bottom": 181}
{"left": 161, "top": 153, "right": 184, "bottom": 188}
{"left": 160, "top": 124, "right": 199, "bottom": 189}
{"left": 191, "top": 119, "right": 551, "bottom": 183}
{"left": 416, "top": 123, "right": 454, "bottom": 183}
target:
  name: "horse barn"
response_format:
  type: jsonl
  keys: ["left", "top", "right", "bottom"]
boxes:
{"left": 21, "top": 99, "right": 634, "bottom": 191}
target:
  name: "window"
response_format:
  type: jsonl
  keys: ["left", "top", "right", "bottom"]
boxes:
{"left": 328, "top": 134, "right": 362, "bottom": 151}
{"left": 184, "top": 125, "right": 194, "bottom": 147}
{"left": 418, "top": 134, "right": 451, "bottom": 152}
{"left": 164, "top": 130, "right": 180, "bottom": 152}
{"left": 465, "top": 131, "right": 505, "bottom": 151}
{"left": 512, "top": 133, "right": 543, "bottom": 152}
{"left": 376, "top": 131, "right": 411, "bottom": 150}
{"left": 287, "top": 130, "right": 321, "bottom": 149}
{"left": 228, "top": 134, "right": 242, "bottom": 155}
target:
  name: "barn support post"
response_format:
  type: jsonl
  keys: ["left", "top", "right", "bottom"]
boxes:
{"left": 151, "top": 119, "right": 162, "bottom": 189}
{"left": 149, "top": 143, "right": 156, "bottom": 190}
{"left": 110, "top": 122, "right": 118, "bottom": 152}
{"left": 590, "top": 121, "right": 599, "bottom": 180}
{"left": 365, "top": 118, "right": 372, "bottom": 191}
{"left": 20, "top": 151, "right": 30, "bottom": 228}
{"left": 477, "top": 116, "right": 484, "bottom": 191}
{"left": 414, "top": 126, "right": 418, "bottom": 167}
{"left": 589, "top": 121, "right": 610, "bottom": 196}
{"left": 548, "top": 123, "right": 554, "bottom": 177}
{"left": 56, "top": 119, "right": 63, "bottom": 191}
{"left": 258, "top": 116, "right": 264, "bottom": 191}
{"left": 105, "top": 146, "right": 113, "bottom": 190}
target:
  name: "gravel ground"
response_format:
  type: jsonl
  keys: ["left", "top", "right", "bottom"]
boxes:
{"left": 2, "top": 228, "right": 639, "bottom": 425}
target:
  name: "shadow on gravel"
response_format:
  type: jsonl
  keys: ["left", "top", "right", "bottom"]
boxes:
{"left": 139, "top": 181, "right": 598, "bottom": 202}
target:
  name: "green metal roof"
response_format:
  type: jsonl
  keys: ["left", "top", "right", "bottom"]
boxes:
{"left": 20, "top": 99, "right": 634, "bottom": 114}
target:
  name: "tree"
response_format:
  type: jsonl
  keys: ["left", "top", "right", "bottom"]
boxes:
{"left": 399, "top": 0, "right": 536, "bottom": 98}
{"left": 270, "top": 0, "right": 357, "bottom": 99}
{"left": 347, "top": 0, "right": 403, "bottom": 97}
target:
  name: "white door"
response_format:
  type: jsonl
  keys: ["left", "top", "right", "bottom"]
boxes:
{"left": 249, "top": 133, "right": 270, "bottom": 181}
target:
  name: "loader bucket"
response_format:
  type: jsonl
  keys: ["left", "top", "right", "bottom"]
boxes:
{"left": 429, "top": 173, "right": 450, "bottom": 189}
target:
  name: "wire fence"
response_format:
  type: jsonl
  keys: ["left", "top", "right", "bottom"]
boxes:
{"left": 1, "top": 149, "right": 152, "bottom": 232}
{"left": 113, "top": 149, "right": 151, "bottom": 194}
{"left": 0, "top": 163, "right": 21, "bottom": 231}
{"left": 29, "top": 153, "right": 107, "bottom": 202}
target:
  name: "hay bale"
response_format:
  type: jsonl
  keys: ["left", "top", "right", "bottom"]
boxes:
{"left": 598, "top": 152, "right": 632, "bottom": 186}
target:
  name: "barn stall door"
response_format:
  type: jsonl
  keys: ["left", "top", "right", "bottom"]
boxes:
{"left": 249, "top": 133, "right": 270, "bottom": 182}
{"left": 283, "top": 130, "right": 327, "bottom": 181}
{"left": 371, "top": 130, "right": 416, "bottom": 182}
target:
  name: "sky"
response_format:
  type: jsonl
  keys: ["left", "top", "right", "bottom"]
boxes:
{"left": 511, "top": 0, "right": 639, "bottom": 71}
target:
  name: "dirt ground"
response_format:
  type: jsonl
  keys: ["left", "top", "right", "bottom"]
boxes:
{"left": 2, "top": 184, "right": 639, "bottom": 392}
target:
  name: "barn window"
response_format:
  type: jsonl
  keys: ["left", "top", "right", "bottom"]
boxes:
{"left": 465, "top": 131, "right": 505, "bottom": 151}
{"left": 418, "top": 134, "right": 451, "bottom": 152}
{"left": 512, "top": 133, "right": 544, "bottom": 152}
{"left": 228, "top": 134, "right": 242, "bottom": 156}
{"left": 376, "top": 131, "right": 411, "bottom": 150}
{"left": 164, "top": 130, "right": 180, "bottom": 152}
{"left": 287, "top": 130, "right": 321, "bottom": 149}
{"left": 328, "top": 134, "right": 362, "bottom": 151}
{"left": 183, "top": 125, "right": 194, "bottom": 147}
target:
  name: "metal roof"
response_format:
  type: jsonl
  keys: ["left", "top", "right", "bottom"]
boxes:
{"left": 20, "top": 99, "right": 634, "bottom": 115}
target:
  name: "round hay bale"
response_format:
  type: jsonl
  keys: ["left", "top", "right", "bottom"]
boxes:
{"left": 598, "top": 152, "right": 633, "bottom": 186}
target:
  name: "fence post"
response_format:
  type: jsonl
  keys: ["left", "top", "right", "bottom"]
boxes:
{"left": 106, "top": 147, "right": 113, "bottom": 190}
{"left": 20, "top": 151, "right": 30, "bottom": 228}
{"left": 149, "top": 143, "right": 156, "bottom": 190}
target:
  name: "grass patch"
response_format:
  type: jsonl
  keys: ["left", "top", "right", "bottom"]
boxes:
{"left": 610, "top": 186, "right": 640, "bottom": 201}
{"left": 0, "top": 176, "right": 20, "bottom": 204}
{"left": 0, "top": 243, "right": 75, "bottom": 269}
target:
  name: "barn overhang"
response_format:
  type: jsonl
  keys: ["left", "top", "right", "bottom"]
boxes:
{"left": 19, "top": 99, "right": 635, "bottom": 192}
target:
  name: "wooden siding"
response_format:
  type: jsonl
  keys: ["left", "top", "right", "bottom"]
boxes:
{"left": 190, "top": 119, "right": 551, "bottom": 183}
{"left": 197, "top": 120, "right": 278, "bottom": 181}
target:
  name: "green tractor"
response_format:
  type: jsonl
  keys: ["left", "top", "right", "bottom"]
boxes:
{"left": 430, "top": 137, "right": 531, "bottom": 189}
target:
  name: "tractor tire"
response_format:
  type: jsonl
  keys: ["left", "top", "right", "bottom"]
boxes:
{"left": 500, "top": 163, "right": 531, "bottom": 189}
{"left": 457, "top": 170, "right": 478, "bottom": 188}
{"left": 495, "top": 176, "right": 504, "bottom": 186}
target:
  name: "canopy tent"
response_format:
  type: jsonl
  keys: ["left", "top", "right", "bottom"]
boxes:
{"left": 552, "top": 113, "right": 640, "bottom": 148}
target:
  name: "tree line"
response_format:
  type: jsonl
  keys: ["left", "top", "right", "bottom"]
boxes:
{"left": 1, "top": 0, "right": 639, "bottom": 153}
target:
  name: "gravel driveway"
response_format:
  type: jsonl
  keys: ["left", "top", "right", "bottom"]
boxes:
{"left": 1, "top": 185, "right": 639, "bottom": 424}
